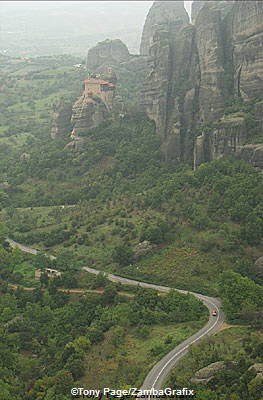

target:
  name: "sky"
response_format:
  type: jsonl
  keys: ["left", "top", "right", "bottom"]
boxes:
{"left": 184, "top": 1, "right": 193, "bottom": 20}
{"left": 0, "top": 1, "right": 194, "bottom": 56}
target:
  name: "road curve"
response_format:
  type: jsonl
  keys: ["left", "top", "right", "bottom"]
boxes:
{"left": 6, "top": 237, "right": 225, "bottom": 390}
{"left": 83, "top": 267, "right": 224, "bottom": 390}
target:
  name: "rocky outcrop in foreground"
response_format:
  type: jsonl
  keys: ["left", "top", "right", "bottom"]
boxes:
{"left": 192, "top": 361, "right": 263, "bottom": 386}
{"left": 191, "top": 361, "right": 225, "bottom": 384}
{"left": 249, "top": 363, "right": 263, "bottom": 379}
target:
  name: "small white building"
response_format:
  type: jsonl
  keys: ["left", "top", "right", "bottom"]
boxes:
{"left": 35, "top": 268, "right": 61, "bottom": 280}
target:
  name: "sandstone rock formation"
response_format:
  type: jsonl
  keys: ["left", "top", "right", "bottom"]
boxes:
{"left": 70, "top": 95, "right": 108, "bottom": 138}
{"left": 195, "top": 3, "right": 226, "bottom": 123}
{"left": 233, "top": 1, "right": 263, "bottom": 99}
{"left": 51, "top": 101, "right": 72, "bottom": 139}
{"left": 133, "top": 240, "right": 156, "bottom": 261}
{"left": 141, "top": 8, "right": 199, "bottom": 164}
{"left": 192, "top": 361, "right": 262, "bottom": 386}
{"left": 140, "top": 1, "right": 189, "bottom": 56}
{"left": 87, "top": 39, "right": 130, "bottom": 71}
{"left": 194, "top": 114, "right": 248, "bottom": 168}
{"left": 237, "top": 144, "right": 263, "bottom": 169}
{"left": 20, "top": 152, "right": 30, "bottom": 161}
{"left": 249, "top": 363, "right": 263, "bottom": 379}
{"left": 191, "top": 0, "right": 205, "bottom": 24}
{"left": 64, "top": 137, "right": 86, "bottom": 152}
{"left": 140, "top": 0, "right": 263, "bottom": 168}
{"left": 87, "top": 38, "right": 149, "bottom": 75}
{"left": 191, "top": 361, "right": 225, "bottom": 384}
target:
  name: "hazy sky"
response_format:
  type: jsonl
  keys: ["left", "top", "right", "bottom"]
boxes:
{"left": 184, "top": 1, "right": 193, "bottom": 19}
{"left": 0, "top": 1, "right": 194, "bottom": 56}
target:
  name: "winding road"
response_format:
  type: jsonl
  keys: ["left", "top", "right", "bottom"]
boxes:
{"left": 6, "top": 237, "right": 225, "bottom": 390}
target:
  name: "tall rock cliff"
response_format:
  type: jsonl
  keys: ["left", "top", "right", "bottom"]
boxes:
{"left": 140, "top": 1, "right": 197, "bottom": 164}
{"left": 140, "top": 1, "right": 189, "bottom": 56}
{"left": 140, "top": 0, "right": 263, "bottom": 168}
{"left": 87, "top": 39, "right": 130, "bottom": 71}
{"left": 194, "top": 0, "right": 263, "bottom": 168}
{"left": 195, "top": 3, "right": 227, "bottom": 123}
{"left": 232, "top": 1, "right": 263, "bottom": 99}
{"left": 191, "top": 1, "right": 205, "bottom": 24}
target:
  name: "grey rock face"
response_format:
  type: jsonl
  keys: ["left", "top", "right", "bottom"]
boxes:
{"left": 194, "top": 115, "right": 248, "bottom": 169}
{"left": 140, "top": 1, "right": 189, "bottom": 56}
{"left": 140, "top": 1, "right": 201, "bottom": 164}
{"left": 71, "top": 95, "right": 109, "bottom": 137}
{"left": 237, "top": 144, "right": 263, "bottom": 169}
{"left": 64, "top": 137, "right": 86, "bottom": 152}
{"left": 248, "top": 363, "right": 263, "bottom": 379}
{"left": 210, "top": 116, "right": 247, "bottom": 160}
{"left": 194, "top": 135, "right": 206, "bottom": 170}
{"left": 191, "top": 361, "right": 225, "bottom": 384}
{"left": 20, "top": 152, "right": 30, "bottom": 161}
{"left": 133, "top": 240, "right": 156, "bottom": 261}
{"left": 141, "top": 28, "right": 171, "bottom": 140}
{"left": 191, "top": 1, "right": 205, "bottom": 24}
{"left": 233, "top": 1, "right": 263, "bottom": 100}
{"left": 140, "top": 0, "right": 263, "bottom": 168}
{"left": 192, "top": 1, "right": 234, "bottom": 23}
{"left": 51, "top": 102, "right": 72, "bottom": 139}
{"left": 141, "top": 21, "right": 200, "bottom": 164}
{"left": 120, "top": 55, "right": 149, "bottom": 73}
{"left": 87, "top": 39, "right": 130, "bottom": 71}
{"left": 195, "top": 4, "right": 226, "bottom": 123}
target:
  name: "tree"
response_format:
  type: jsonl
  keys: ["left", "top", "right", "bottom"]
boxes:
{"left": 71, "top": 336, "right": 91, "bottom": 354}
{"left": 92, "top": 272, "right": 107, "bottom": 289}
{"left": 248, "top": 377, "right": 263, "bottom": 400}
{"left": 196, "top": 389, "right": 218, "bottom": 400}
{"left": 33, "top": 252, "right": 51, "bottom": 272}
{"left": 219, "top": 271, "right": 263, "bottom": 319}
{"left": 55, "top": 249, "right": 78, "bottom": 272}
{"left": 52, "top": 370, "right": 74, "bottom": 395}
{"left": 112, "top": 243, "right": 133, "bottom": 266}
{"left": 101, "top": 284, "right": 117, "bottom": 305}
{"left": 0, "top": 223, "right": 7, "bottom": 243}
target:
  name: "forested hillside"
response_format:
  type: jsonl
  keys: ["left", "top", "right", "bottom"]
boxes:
{"left": 0, "top": 45, "right": 262, "bottom": 399}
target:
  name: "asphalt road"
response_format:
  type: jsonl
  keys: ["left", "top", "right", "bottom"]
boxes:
{"left": 6, "top": 237, "right": 225, "bottom": 390}
{"left": 83, "top": 267, "right": 224, "bottom": 390}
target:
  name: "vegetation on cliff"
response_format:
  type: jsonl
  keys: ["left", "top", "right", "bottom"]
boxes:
{"left": 0, "top": 41, "right": 262, "bottom": 398}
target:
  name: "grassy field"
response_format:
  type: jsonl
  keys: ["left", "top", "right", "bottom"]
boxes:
{"left": 81, "top": 319, "right": 206, "bottom": 388}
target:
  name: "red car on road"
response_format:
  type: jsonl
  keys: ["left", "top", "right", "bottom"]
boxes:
{"left": 212, "top": 309, "right": 217, "bottom": 316}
